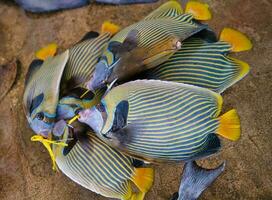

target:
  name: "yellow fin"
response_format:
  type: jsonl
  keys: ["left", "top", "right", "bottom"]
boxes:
{"left": 130, "top": 192, "right": 145, "bottom": 200}
{"left": 132, "top": 168, "right": 154, "bottom": 193}
{"left": 220, "top": 28, "right": 252, "bottom": 52}
{"left": 101, "top": 21, "right": 120, "bottom": 36}
{"left": 228, "top": 56, "right": 250, "bottom": 81}
{"left": 185, "top": 1, "right": 212, "bottom": 20}
{"left": 35, "top": 43, "right": 58, "bottom": 60}
{"left": 217, "top": 109, "right": 241, "bottom": 141}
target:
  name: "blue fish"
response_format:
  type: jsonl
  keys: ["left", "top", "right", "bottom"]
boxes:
{"left": 15, "top": 0, "right": 158, "bottom": 13}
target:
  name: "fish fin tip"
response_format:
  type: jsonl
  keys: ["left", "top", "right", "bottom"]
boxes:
{"left": 229, "top": 56, "right": 250, "bottom": 80}
{"left": 220, "top": 27, "right": 252, "bottom": 52}
{"left": 101, "top": 21, "right": 120, "bottom": 36}
{"left": 185, "top": 1, "right": 212, "bottom": 20}
{"left": 176, "top": 160, "right": 225, "bottom": 200}
{"left": 132, "top": 168, "right": 154, "bottom": 193}
{"left": 35, "top": 43, "right": 58, "bottom": 60}
{"left": 217, "top": 109, "right": 241, "bottom": 141}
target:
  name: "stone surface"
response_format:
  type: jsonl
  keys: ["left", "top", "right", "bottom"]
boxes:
{"left": 0, "top": 0, "right": 271, "bottom": 199}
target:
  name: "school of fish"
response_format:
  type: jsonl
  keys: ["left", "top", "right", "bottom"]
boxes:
{"left": 23, "top": 1, "right": 252, "bottom": 200}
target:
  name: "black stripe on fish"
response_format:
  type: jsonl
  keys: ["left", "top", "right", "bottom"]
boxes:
{"left": 111, "top": 100, "right": 129, "bottom": 132}
{"left": 25, "top": 59, "right": 43, "bottom": 86}
{"left": 29, "top": 93, "right": 44, "bottom": 114}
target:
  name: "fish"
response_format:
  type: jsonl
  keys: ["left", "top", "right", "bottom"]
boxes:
{"left": 170, "top": 161, "right": 225, "bottom": 200}
{"left": 23, "top": 32, "right": 110, "bottom": 137}
{"left": 142, "top": 28, "right": 251, "bottom": 93}
{"left": 23, "top": 51, "right": 69, "bottom": 137}
{"left": 79, "top": 80, "right": 241, "bottom": 163}
{"left": 14, "top": 0, "right": 159, "bottom": 13}
{"left": 53, "top": 121, "right": 154, "bottom": 200}
{"left": 87, "top": 1, "right": 211, "bottom": 90}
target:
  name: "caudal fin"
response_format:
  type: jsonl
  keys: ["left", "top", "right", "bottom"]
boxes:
{"left": 217, "top": 109, "right": 241, "bottom": 141}
{"left": 101, "top": 21, "right": 120, "bottom": 36}
{"left": 35, "top": 43, "right": 58, "bottom": 60}
{"left": 185, "top": 1, "right": 212, "bottom": 20}
{"left": 172, "top": 161, "right": 225, "bottom": 200}
{"left": 220, "top": 27, "right": 252, "bottom": 52}
{"left": 132, "top": 168, "right": 154, "bottom": 193}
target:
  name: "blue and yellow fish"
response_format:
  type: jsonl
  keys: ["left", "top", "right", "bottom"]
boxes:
{"left": 87, "top": 1, "right": 211, "bottom": 90}
{"left": 52, "top": 121, "right": 154, "bottom": 200}
{"left": 23, "top": 32, "right": 110, "bottom": 137}
{"left": 143, "top": 28, "right": 252, "bottom": 93}
{"left": 79, "top": 80, "right": 241, "bottom": 162}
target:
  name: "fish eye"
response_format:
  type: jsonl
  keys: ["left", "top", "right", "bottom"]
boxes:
{"left": 36, "top": 112, "right": 44, "bottom": 120}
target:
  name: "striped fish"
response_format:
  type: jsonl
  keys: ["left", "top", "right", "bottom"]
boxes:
{"left": 23, "top": 51, "right": 69, "bottom": 137}
{"left": 79, "top": 80, "right": 241, "bottom": 162}
{"left": 144, "top": 37, "right": 250, "bottom": 93}
{"left": 88, "top": 1, "right": 208, "bottom": 90}
{"left": 24, "top": 32, "right": 110, "bottom": 136}
{"left": 54, "top": 125, "right": 154, "bottom": 200}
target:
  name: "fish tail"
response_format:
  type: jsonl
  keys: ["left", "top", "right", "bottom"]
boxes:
{"left": 101, "top": 21, "right": 120, "bottom": 36}
{"left": 185, "top": 1, "right": 212, "bottom": 20}
{"left": 172, "top": 161, "right": 225, "bottom": 200}
{"left": 35, "top": 43, "right": 58, "bottom": 60}
{"left": 219, "top": 27, "right": 253, "bottom": 52}
{"left": 130, "top": 192, "right": 145, "bottom": 200}
{"left": 217, "top": 109, "right": 241, "bottom": 141}
{"left": 132, "top": 167, "right": 154, "bottom": 193}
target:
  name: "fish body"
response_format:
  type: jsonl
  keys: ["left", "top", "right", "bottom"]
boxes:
{"left": 54, "top": 123, "right": 154, "bottom": 200}
{"left": 24, "top": 32, "right": 110, "bottom": 136}
{"left": 79, "top": 80, "right": 240, "bottom": 162}
{"left": 144, "top": 37, "right": 250, "bottom": 93}
{"left": 88, "top": 1, "right": 208, "bottom": 90}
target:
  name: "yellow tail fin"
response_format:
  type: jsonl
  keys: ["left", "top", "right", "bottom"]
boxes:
{"left": 217, "top": 109, "right": 241, "bottom": 141}
{"left": 130, "top": 192, "right": 145, "bottom": 200}
{"left": 185, "top": 1, "right": 212, "bottom": 20}
{"left": 132, "top": 168, "right": 154, "bottom": 193}
{"left": 35, "top": 43, "right": 58, "bottom": 60}
{"left": 101, "top": 21, "right": 120, "bottom": 36}
{"left": 220, "top": 28, "right": 252, "bottom": 52}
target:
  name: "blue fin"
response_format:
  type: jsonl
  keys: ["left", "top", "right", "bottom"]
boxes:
{"left": 187, "top": 134, "right": 221, "bottom": 161}
{"left": 172, "top": 161, "right": 225, "bottom": 200}
{"left": 190, "top": 28, "right": 217, "bottom": 43}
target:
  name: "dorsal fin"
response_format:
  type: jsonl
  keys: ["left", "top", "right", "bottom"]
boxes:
{"left": 25, "top": 59, "right": 43, "bottom": 86}
{"left": 143, "top": 1, "right": 183, "bottom": 20}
